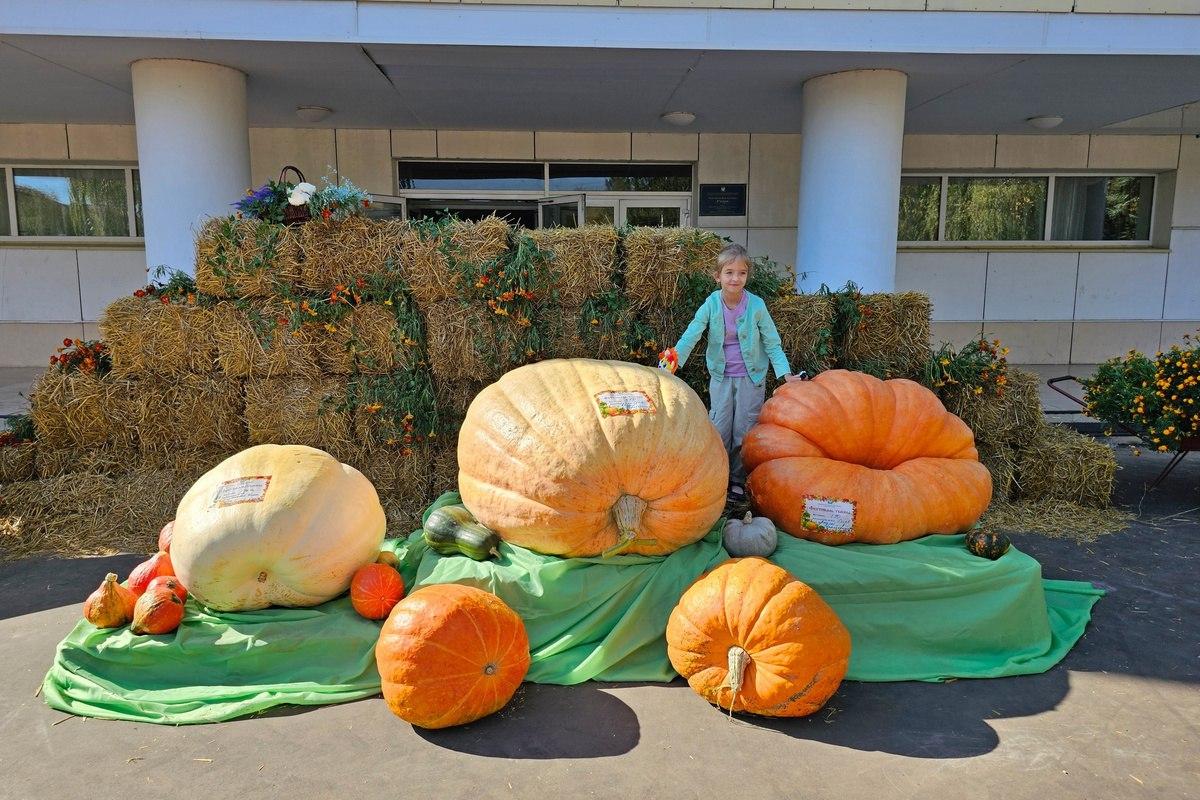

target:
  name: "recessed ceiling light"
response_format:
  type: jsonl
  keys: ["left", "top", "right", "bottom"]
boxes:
{"left": 1026, "top": 115, "right": 1064, "bottom": 130}
{"left": 296, "top": 105, "right": 333, "bottom": 123}
{"left": 661, "top": 111, "right": 696, "bottom": 127}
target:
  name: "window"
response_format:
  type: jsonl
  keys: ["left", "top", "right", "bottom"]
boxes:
{"left": 1051, "top": 176, "right": 1153, "bottom": 241}
{"left": 548, "top": 163, "right": 691, "bottom": 193}
{"left": 13, "top": 167, "right": 130, "bottom": 236}
{"left": 898, "top": 173, "right": 1154, "bottom": 244}
{"left": 397, "top": 161, "right": 543, "bottom": 191}
{"left": 0, "top": 169, "right": 10, "bottom": 237}
{"left": 133, "top": 169, "right": 144, "bottom": 237}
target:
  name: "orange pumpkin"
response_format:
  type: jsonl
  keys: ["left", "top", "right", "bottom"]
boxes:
{"left": 131, "top": 585, "right": 186, "bottom": 635}
{"left": 457, "top": 359, "right": 728, "bottom": 557}
{"left": 127, "top": 550, "right": 174, "bottom": 597}
{"left": 666, "top": 558, "right": 850, "bottom": 717}
{"left": 376, "top": 584, "right": 530, "bottom": 729}
{"left": 743, "top": 370, "right": 992, "bottom": 544}
{"left": 350, "top": 563, "right": 405, "bottom": 620}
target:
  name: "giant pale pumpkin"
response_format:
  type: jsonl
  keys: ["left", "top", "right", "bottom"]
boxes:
{"left": 667, "top": 557, "right": 850, "bottom": 717}
{"left": 171, "top": 444, "right": 386, "bottom": 611}
{"left": 376, "top": 584, "right": 530, "bottom": 729}
{"left": 743, "top": 370, "right": 991, "bottom": 545}
{"left": 457, "top": 359, "right": 728, "bottom": 557}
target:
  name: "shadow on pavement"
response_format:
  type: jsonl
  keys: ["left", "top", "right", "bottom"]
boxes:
{"left": 0, "top": 552, "right": 142, "bottom": 621}
{"left": 414, "top": 683, "right": 640, "bottom": 758}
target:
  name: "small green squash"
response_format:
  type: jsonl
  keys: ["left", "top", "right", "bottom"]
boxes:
{"left": 965, "top": 528, "right": 1011, "bottom": 560}
{"left": 424, "top": 504, "right": 502, "bottom": 561}
{"left": 724, "top": 511, "right": 777, "bottom": 558}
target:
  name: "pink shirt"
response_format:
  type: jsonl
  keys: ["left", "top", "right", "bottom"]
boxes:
{"left": 721, "top": 293, "right": 748, "bottom": 377}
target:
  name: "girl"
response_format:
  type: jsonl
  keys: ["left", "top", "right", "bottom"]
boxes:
{"left": 671, "top": 244, "right": 801, "bottom": 502}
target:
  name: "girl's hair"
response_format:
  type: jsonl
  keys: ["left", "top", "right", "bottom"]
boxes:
{"left": 715, "top": 243, "right": 753, "bottom": 276}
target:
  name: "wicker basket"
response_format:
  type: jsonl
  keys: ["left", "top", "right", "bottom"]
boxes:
{"left": 280, "top": 165, "right": 312, "bottom": 226}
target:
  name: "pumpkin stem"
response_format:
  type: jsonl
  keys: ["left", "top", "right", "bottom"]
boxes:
{"left": 742, "top": 511, "right": 753, "bottom": 524}
{"left": 602, "top": 495, "right": 657, "bottom": 558}
{"left": 726, "top": 646, "right": 749, "bottom": 721}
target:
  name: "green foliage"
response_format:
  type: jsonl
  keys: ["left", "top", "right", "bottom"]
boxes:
{"left": 347, "top": 368, "right": 441, "bottom": 442}
{"left": 2, "top": 412, "right": 36, "bottom": 443}
{"left": 920, "top": 338, "right": 1011, "bottom": 396}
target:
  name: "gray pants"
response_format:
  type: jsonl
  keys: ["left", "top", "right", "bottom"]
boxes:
{"left": 708, "top": 375, "right": 765, "bottom": 487}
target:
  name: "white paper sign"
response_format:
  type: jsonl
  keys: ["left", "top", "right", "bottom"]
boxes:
{"left": 212, "top": 476, "right": 272, "bottom": 508}
{"left": 803, "top": 498, "right": 855, "bottom": 533}
{"left": 596, "top": 390, "right": 656, "bottom": 417}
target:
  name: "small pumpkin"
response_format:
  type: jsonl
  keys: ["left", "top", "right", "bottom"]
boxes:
{"left": 423, "top": 504, "right": 501, "bottom": 561}
{"left": 131, "top": 585, "right": 186, "bottom": 635}
{"left": 376, "top": 584, "right": 530, "bottom": 729}
{"left": 723, "top": 511, "right": 777, "bottom": 558}
{"left": 667, "top": 558, "right": 851, "bottom": 718}
{"left": 157, "top": 520, "right": 175, "bottom": 553}
{"left": 350, "top": 563, "right": 405, "bottom": 620}
{"left": 147, "top": 575, "right": 188, "bottom": 603}
{"left": 127, "top": 550, "right": 174, "bottom": 597}
{"left": 965, "top": 528, "right": 1011, "bottom": 560}
{"left": 82, "top": 572, "right": 137, "bottom": 629}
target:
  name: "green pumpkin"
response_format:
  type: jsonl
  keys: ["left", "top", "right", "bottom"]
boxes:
{"left": 965, "top": 529, "right": 1011, "bottom": 560}
{"left": 423, "top": 504, "right": 502, "bottom": 561}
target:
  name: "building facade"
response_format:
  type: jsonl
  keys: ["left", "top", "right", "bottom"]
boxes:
{"left": 1, "top": 0, "right": 1199, "bottom": 366}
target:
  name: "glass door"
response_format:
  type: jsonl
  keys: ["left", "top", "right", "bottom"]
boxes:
{"left": 538, "top": 194, "right": 585, "bottom": 228}
{"left": 618, "top": 197, "right": 690, "bottom": 227}
{"left": 365, "top": 194, "right": 407, "bottom": 220}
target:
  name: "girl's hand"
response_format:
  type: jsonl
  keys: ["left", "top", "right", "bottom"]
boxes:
{"left": 783, "top": 372, "right": 808, "bottom": 383}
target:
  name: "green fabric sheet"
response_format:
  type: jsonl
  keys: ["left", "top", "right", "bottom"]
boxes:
{"left": 44, "top": 492, "right": 1103, "bottom": 724}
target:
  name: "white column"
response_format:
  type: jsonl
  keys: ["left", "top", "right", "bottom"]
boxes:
{"left": 132, "top": 59, "right": 250, "bottom": 278}
{"left": 796, "top": 70, "right": 908, "bottom": 293}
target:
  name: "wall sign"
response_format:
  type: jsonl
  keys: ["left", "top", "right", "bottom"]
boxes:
{"left": 699, "top": 184, "right": 747, "bottom": 217}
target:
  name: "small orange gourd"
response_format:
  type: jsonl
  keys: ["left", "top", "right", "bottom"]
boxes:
{"left": 131, "top": 585, "right": 186, "bottom": 635}
{"left": 376, "top": 584, "right": 530, "bottom": 729}
{"left": 127, "top": 550, "right": 174, "bottom": 597}
{"left": 147, "top": 575, "right": 188, "bottom": 603}
{"left": 82, "top": 573, "right": 137, "bottom": 629}
{"left": 666, "top": 558, "right": 851, "bottom": 718}
{"left": 350, "top": 563, "right": 405, "bottom": 620}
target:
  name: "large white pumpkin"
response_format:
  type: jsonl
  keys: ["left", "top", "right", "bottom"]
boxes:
{"left": 172, "top": 444, "right": 386, "bottom": 611}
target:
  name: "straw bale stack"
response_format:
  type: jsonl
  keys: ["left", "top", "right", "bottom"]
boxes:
{"left": 1016, "top": 424, "right": 1117, "bottom": 507}
{"left": 195, "top": 217, "right": 301, "bottom": 298}
{"left": 101, "top": 297, "right": 219, "bottom": 377}
{"left": 624, "top": 228, "right": 722, "bottom": 310}
{"left": 29, "top": 371, "right": 136, "bottom": 450}
{"left": 297, "top": 217, "right": 407, "bottom": 293}
{"left": 33, "top": 443, "right": 132, "bottom": 479}
{"left": 528, "top": 226, "right": 619, "bottom": 307}
{"left": 315, "top": 303, "right": 417, "bottom": 375}
{"left": 0, "top": 445, "right": 35, "bottom": 483}
{"left": 212, "top": 301, "right": 319, "bottom": 378}
{"left": 131, "top": 375, "right": 246, "bottom": 459}
{"left": 942, "top": 369, "right": 1043, "bottom": 448}
{"left": 423, "top": 300, "right": 506, "bottom": 384}
{"left": 401, "top": 216, "right": 510, "bottom": 308}
{"left": 838, "top": 292, "right": 931, "bottom": 377}
{"left": 768, "top": 294, "right": 836, "bottom": 374}
{"left": 976, "top": 441, "right": 1018, "bottom": 501}
{"left": 244, "top": 376, "right": 354, "bottom": 454}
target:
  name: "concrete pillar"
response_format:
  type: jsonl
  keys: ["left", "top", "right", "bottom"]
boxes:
{"left": 131, "top": 59, "right": 250, "bottom": 277}
{"left": 796, "top": 70, "right": 908, "bottom": 293}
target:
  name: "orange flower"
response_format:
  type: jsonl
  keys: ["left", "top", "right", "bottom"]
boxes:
{"left": 321, "top": 208, "right": 332, "bottom": 219}
{"left": 63, "top": 338, "right": 73, "bottom": 347}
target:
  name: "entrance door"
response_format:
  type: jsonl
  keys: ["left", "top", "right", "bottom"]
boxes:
{"left": 618, "top": 198, "right": 690, "bottom": 227}
{"left": 538, "top": 194, "right": 585, "bottom": 228}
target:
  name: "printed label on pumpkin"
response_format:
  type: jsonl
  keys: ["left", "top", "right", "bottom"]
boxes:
{"left": 596, "top": 390, "right": 657, "bottom": 418}
{"left": 212, "top": 476, "right": 272, "bottom": 508}
{"left": 801, "top": 497, "right": 855, "bottom": 534}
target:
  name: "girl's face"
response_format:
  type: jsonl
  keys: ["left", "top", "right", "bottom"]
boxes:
{"left": 716, "top": 258, "right": 750, "bottom": 296}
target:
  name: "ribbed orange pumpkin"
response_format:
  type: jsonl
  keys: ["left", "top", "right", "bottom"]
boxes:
{"left": 743, "top": 370, "right": 992, "bottom": 545}
{"left": 376, "top": 584, "right": 530, "bottom": 729}
{"left": 350, "top": 563, "right": 405, "bottom": 620}
{"left": 666, "top": 558, "right": 850, "bottom": 717}
{"left": 457, "top": 359, "right": 728, "bottom": 557}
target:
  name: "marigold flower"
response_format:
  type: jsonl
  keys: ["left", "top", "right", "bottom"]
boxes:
{"left": 63, "top": 338, "right": 73, "bottom": 347}
{"left": 134, "top": 289, "right": 146, "bottom": 299}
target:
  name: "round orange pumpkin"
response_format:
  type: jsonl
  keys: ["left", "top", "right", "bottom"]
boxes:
{"left": 743, "top": 369, "right": 992, "bottom": 544}
{"left": 376, "top": 584, "right": 530, "bottom": 729}
{"left": 666, "top": 557, "right": 851, "bottom": 717}
{"left": 457, "top": 359, "right": 728, "bottom": 557}
{"left": 350, "top": 562, "right": 405, "bottom": 620}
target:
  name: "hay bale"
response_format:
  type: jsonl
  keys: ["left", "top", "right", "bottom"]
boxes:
{"left": 982, "top": 499, "right": 1132, "bottom": 544}
{"left": 0, "top": 445, "right": 35, "bottom": 483}
{"left": 428, "top": 440, "right": 459, "bottom": 497}
{"left": 943, "top": 368, "right": 1043, "bottom": 448}
{"left": 624, "top": 227, "right": 722, "bottom": 310}
{"left": 1016, "top": 424, "right": 1117, "bottom": 508}
{"left": 131, "top": 375, "right": 246, "bottom": 459}
{"left": 528, "top": 226, "right": 619, "bottom": 307}
{"left": 351, "top": 369, "right": 441, "bottom": 449}
{"left": 545, "top": 306, "right": 629, "bottom": 361}
{"left": 401, "top": 216, "right": 511, "bottom": 308}
{"left": 297, "top": 217, "right": 406, "bottom": 293}
{"left": 0, "top": 468, "right": 191, "bottom": 561}
{"left": 212, "top": 301, "right": 319, "bottom": 378}
{"left": 244, "top": 376, "right": 354, "bottom": 454}
{"left": 977, "top": 441, "right": 1018, "bottom": 502}
{"left": 101, "top": 297, "right": 219, "bottom": 377}
{"left": 195, "top": 217, "right": 301, "bottom": 298}
{"left": 839, "top": 292, "right": 932, "bottom": 377}
{"left": 424, "top": 300, "right": 504, "bottom": 383}
{"left": 316, "top": 303, "right": 417, "bottom": 376}
{"left": 433, "top": 379, "right": 486, "bottom": 422}
{"left": 28, "top": 371, "right": 136, "bottom": 449}
{"left": 768, "top": 294, "right": 836, "bottom": 374}
{"left": 33, "top": 444, "right": 132, "bottom": 479}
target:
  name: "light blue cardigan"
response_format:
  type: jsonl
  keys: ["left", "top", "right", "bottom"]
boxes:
{"left": 673, "top": 291, "right": 791, "bottom": 386}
